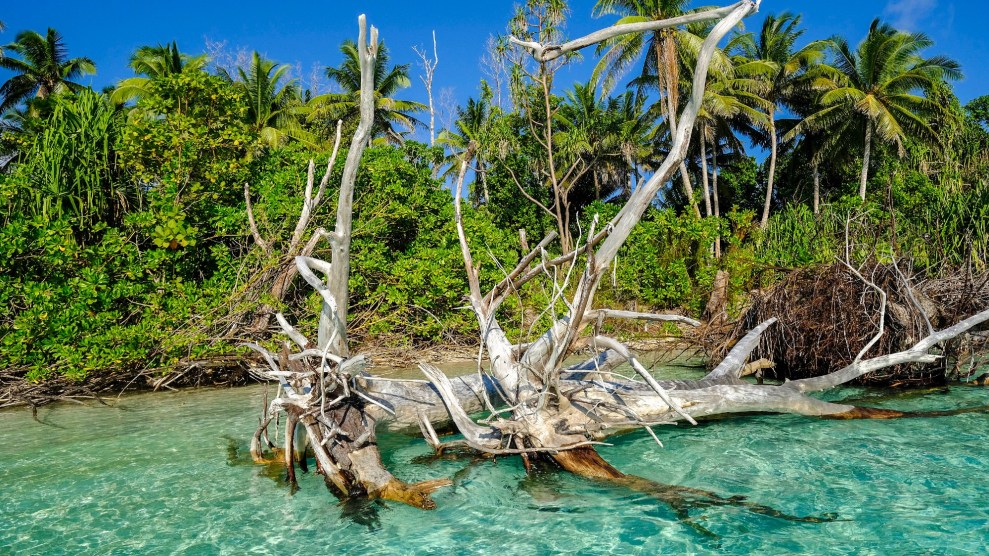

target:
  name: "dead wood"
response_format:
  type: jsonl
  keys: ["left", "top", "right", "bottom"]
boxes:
{"left": 239, "top": 2, "right": 989, "bottom": 520}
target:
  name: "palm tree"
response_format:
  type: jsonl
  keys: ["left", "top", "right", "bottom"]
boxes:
{"left": 316, "top": 39, "right": 425, "bottom": 145}
{"left": 601, "top": 90, "right": 656, "bottom": 200}
{"left": 593, "top": 1, "right": 700, "bottom": 217}
{"left": 695, "top": 59, "right": 772, "bottom": 219}
{"left": 733, "top": 12, "right": 828, "bottom": 226}
{"left": 557, "top": 82, "right": 656, "bottom": 204}
{"left": 438, "top": 83, "right": 499, "bottom": 203}
{"left": 110, "top": 42, "right": 207, "bottom": 104}
{"left": 0, "top": 28, "right": 96, "bottom": 114}
{"left": 593, "top": 1, "right": 733, "bottom": 218}
{"left": 788, "top": 19, "right": 961, "bottom": 200}
{"left": 224, "top": 51, "right": 308, "bottom": 149}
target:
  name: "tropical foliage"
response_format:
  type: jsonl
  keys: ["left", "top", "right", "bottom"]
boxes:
{"left": 0, "top": 28, "right": 96, "bottom": 114}
{"left": 315, "top": 39, "right": 426, "bottom": 145}
{"left": 0, "top": 7, "right": 984, "bottom": 383}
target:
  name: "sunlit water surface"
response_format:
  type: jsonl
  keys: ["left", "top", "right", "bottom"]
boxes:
{"left": 2, "top": 362, "right": 988, "bottom": 555}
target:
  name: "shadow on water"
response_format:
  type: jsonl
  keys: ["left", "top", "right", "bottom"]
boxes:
{"left": 223, "top": 435, "right": 300, "bottom": 494}
{"left": 338, "top": 497, "right": 384, "bottom": 531}
{"left": 837, "top": 386, "right": 955, "bottom": 405}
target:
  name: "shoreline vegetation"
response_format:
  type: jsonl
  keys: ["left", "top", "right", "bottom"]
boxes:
{"left": 2, "top": 4, "right": 988, "bottom": 416}
{"left": 0, "top": 336, "right": 704, "bottom": 411}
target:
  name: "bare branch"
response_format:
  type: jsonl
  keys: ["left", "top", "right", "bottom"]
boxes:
{"left": 786, "top": 308, "right": 989, "bottom": 393}
{"left": 244, "top": 183, "right": 270, "bottom": 254}
{"left": 591, "top": 336, "right": 698, "bottom": 425}
{"left": 275, "top": 313, "right": 311, "bottom": 350}
{"left": 704, "top": 318, "right": 777, "bottom": 380}
{"left": 311, "top": 120, "right": 344, "bottom": 209}
{"left": 413, "top": 31, "right": 439, "bottom": 146}
{"left": 453, "top": 155, "right": 484, "bottom": 308}
{"left": 584, "top": 309, "right": 701, "bottom": 328}
{"left": 419, "top": 363, "right": 503, "bottom": 450}
{"left": 509, "top": 2, "right": 752, "bottom": 63}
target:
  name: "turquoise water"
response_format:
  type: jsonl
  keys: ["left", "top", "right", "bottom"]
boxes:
{"left": 2, "top": 373, "right": 988, "bottom": 555}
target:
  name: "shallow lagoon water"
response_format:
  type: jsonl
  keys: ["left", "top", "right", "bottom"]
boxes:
{"left": 2, "top": 365, "right": 988, "bottom": 555}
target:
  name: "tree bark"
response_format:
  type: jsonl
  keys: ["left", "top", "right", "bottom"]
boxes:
{"left": 700, "top": 130, "right": 712, "bottom": 217}
{"left": 712, "top": 141, "right": 721, "bottom": 258}
{"left": 760, "top": 112, "right": 777, "bottom": 227}
{"left": 813, "top": 160, "right": 821, "bottom": 214}
{"left": 860, "top": 122, "right": 873, "bottom": 201}
{"left": 655, "top": 36, "right": 700, "bottom": 219}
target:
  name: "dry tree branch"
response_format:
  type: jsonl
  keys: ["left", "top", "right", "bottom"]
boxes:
{"left": 511, "top": 2, "right": 757, "bottom": 62}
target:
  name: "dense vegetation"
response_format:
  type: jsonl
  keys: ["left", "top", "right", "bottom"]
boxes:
{"left": 0, "top": 5, "right": 986, "bottom": 384}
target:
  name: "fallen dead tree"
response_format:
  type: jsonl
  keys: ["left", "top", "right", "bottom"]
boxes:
{"left": 728, "top": 263, "right": 989, "bottom": 387}
{"left": 243, "top": 2, "right": 989, "bottom": 514}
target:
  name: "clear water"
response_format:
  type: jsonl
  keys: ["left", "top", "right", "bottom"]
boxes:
{"left": 2, "top": 369, "right": 988, "bottom": 555}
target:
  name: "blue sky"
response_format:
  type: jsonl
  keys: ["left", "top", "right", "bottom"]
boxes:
{"left": 2, "top": 0, "right": 986, "bottom": 143}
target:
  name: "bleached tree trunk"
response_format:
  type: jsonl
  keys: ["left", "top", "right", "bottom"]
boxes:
{"left": 414, "top": 32, "right": 439, "bottom": 147}
{"left": 860, "top": 121, "right": 873, "bottom": 201}
{"left": 760, "top": 111, "right": 777, "bottom": 227}
{"left": 244, "top": 0, "right": 989, "bottom": 513}
{"left": 247, "top": 16, "right": 451, "bottom": 509}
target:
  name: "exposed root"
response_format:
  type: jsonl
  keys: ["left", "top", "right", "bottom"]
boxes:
{"left": 728, "top": 264, "right": 989, "bottom": 386}
{"left": 377, "top": 479, "right": 453, "bottom": 510}
{"left": 551, "top": 447, "right": 625, "bottom": 480}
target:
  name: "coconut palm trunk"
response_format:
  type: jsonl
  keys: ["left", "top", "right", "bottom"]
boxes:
{"left": 860, "top": 122, "right": 873, "bottom": 200}
{"left": 712, "top": 141, "right": 721, "bottom": 258}
{"left": 813, "top": 160, "right": 821, "bottom": 213}
{"left": 656, "top": 37, "right": 701, "bottom": 218}
{"left": 700, "top": 130, "right": 712, "bottom": 217}
{"left": 760, "top": 112, "right": 777, "bottom": 226}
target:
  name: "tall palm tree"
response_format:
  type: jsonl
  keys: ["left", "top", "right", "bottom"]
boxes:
{"left": 788, "top": 19, "right": 961, "bottom": 200}
{"left": 733, "top": 12, "right": 827, "bottom": 226}
{"left": 438, "top": 84, "right": 499, "bottom": 203}
{"left": 224, "top": 51, "right": 308, "bottom": 149}
{"left": 316, "top": 39, "right": 425, "bottom": 145}
{"left": 592, "top": 0, "right": 725, "bottom": 218}
{"left": 110, "top": 42, "right": 207, "bottom": 104}
{"left": 601, "top": 89, "right": 657, "bottom": 200}
{"left": 0, "top": 28, "right": 96, "bottom": 114}
{"left": 695, "top": 58, "right": 772, "bottom": 219}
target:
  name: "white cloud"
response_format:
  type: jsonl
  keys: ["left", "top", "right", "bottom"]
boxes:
{"left": 884, "top": 0, "right": 939, "bottom": 30}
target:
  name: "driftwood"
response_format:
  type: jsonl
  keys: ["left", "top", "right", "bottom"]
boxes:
{"left": 246, "top": 3, "right": 989, "bottom": 515}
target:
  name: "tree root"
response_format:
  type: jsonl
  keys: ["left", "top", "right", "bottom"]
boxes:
{"left": 376, "top": 479, "right": 453, "bottom": 510}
